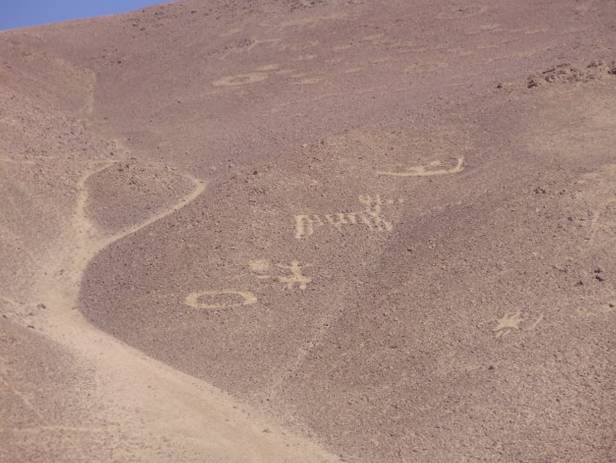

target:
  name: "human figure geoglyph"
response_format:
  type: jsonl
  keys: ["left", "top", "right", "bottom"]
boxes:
{"left": 358, "top": 194, "right": 394, "bottom": 232}
{"left": 276, "top": 260, "right": 312, "bottom": 290}
{"left": 248, "top": 259, "right": 312, "bottom": 290}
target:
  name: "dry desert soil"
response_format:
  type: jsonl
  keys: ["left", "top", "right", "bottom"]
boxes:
{"left": 2, "top": 0, "right": 616, "bottom": 462}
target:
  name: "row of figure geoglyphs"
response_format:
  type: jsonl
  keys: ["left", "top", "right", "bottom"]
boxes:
{"left": 294, "top": 194, "right": 403, "bottom": 239}
{"left": 292, "top": 158, "right": 465, "bottom": 239}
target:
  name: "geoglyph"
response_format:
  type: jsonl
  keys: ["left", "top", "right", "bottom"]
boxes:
{"left": 376, "top": 157, "right": 464, "bottom": 177}
{"left": 184, "top": 290, "right": 258, "bottom": 309}
{"left": 294, "top": 194, "right": 403, "bottom": 240}
{"left": 248, "top": 259, "right": 312, "bottom": 290}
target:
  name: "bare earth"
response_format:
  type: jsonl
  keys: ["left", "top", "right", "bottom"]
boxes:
{"left": 1, "top": 0, "right": 616, "bottom": 461}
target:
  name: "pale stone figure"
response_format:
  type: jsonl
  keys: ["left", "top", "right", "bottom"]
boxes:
{"left": 293, "top": 194, "right": 397, "bottom": 239}
{"left": 275, "top": 260, "right": 312, "bottom": 290}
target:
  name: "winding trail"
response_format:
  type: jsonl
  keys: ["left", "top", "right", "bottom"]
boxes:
{"left": 25, "top": 161, "right": 339, "bottom": 462}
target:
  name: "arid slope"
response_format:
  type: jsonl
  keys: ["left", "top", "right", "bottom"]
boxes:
{"left": 2, "top": 1, "right": 616, "bottom": 462}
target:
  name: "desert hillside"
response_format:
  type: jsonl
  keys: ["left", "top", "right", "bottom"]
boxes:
{"left": 1, "top": 1, "right": 616, "bottom": 462}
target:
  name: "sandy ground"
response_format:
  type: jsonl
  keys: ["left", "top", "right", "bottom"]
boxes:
{"left": 2, "top": 0, "right": 616, "bottom": 461}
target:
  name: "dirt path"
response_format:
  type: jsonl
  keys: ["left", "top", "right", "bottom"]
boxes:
{"left": 22, "top": 159, "right": 339, "bottom": 462}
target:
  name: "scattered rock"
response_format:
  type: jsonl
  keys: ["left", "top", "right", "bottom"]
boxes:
{"left": 594, "top": 267, "right": 605, "bottom": 281}
{"left": 527, "top": 60, "right": 616, "bottom": 88}
{"left": 527, "top": 77, "right": 540, "bottom": 89}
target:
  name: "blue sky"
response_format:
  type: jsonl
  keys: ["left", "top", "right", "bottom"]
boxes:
{"left": 0, "top": 0, "right": 166, "bottom": 31}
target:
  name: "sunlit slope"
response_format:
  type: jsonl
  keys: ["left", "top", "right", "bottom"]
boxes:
{"left": 2, "top": 0, "right": 616, "bottom": 462}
